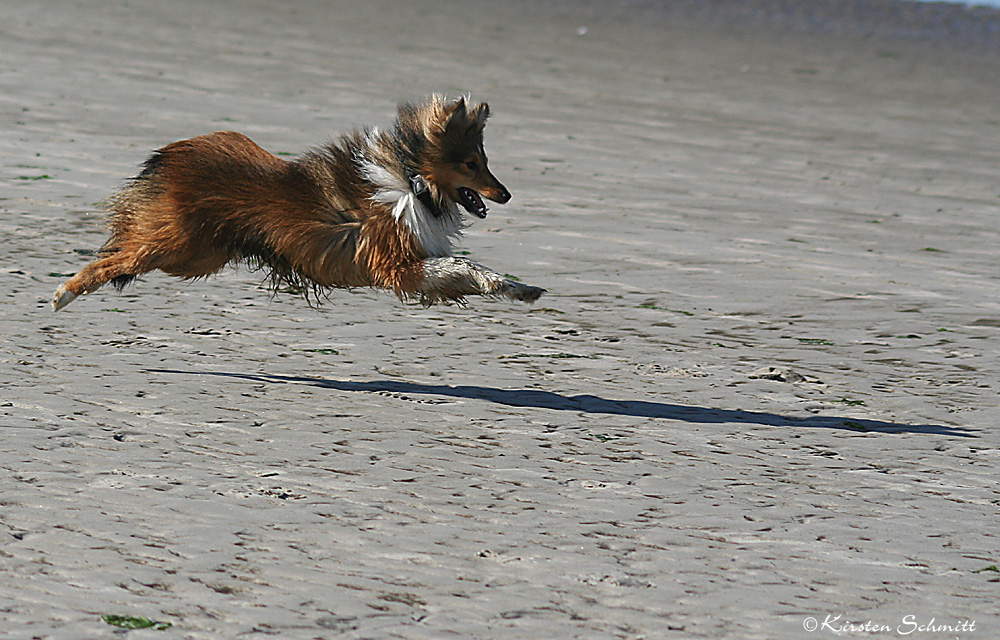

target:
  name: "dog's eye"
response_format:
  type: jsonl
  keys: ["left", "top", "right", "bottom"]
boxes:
{"left": 464, "top": 161, "right": 477, "bottom": 172}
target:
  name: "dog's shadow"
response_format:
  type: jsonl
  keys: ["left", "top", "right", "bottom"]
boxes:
{"left": 148, "top": 369, "right": 974, "bottom": 437}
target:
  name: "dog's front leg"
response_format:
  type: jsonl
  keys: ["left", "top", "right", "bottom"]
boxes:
{"left": 419, "top": 257, "right": 545, "bottom": 305}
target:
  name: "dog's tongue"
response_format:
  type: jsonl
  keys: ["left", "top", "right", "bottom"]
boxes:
{"left": 458, "top": 187, "right": 488, "bottom": 218}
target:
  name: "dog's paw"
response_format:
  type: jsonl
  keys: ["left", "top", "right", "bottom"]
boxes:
{"left": 503, "top": 280, "right": 546, "bottom": 304}
{"left": 52, "top": 284, "right": 77, "bottom": 311}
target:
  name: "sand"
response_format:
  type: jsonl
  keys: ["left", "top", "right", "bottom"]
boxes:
{"left": 2, "top": 0, "right": 998, "bottom": 637}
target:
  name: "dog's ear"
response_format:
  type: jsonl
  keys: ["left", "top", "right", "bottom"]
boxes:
{"left": 469, "top": 102, "right": 490, "bottom": 132}
{"left": 443, "top": 97, "right": 468, "bottom": 134}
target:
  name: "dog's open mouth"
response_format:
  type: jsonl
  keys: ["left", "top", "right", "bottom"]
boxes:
{"left": 457, "top": 187, "right": 488, "bottom": 218}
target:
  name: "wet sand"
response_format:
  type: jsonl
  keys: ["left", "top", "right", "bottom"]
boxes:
{"left": 2, "top": 0, "right": 998, "bottom": 637}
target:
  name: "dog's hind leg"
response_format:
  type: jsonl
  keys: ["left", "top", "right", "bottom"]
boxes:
{"left": 417, "top": 257, "right": 545, "bottom": 305}
{"left": 52, "top": 249, "right": 151, "bottom": 311}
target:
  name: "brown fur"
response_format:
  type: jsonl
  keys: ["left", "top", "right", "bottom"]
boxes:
{"left": 52, "top": 97, "right": 545, "bottom": 310}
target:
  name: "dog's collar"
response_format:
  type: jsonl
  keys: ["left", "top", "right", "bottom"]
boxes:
{"left": 409, "top": 175, "right": 444, "bottom": 218}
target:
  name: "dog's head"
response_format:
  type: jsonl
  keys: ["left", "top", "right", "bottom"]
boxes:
{"left": 409, "top": 96, "right": 510, "bottom": 218}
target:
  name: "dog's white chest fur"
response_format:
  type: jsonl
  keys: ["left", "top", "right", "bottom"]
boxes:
{"left": 361, "top": 161, "right": 463, "bottom": 258}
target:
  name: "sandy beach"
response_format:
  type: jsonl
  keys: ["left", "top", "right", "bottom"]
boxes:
{"left": 2, "top": 0, "right": 998, "bottom": 637}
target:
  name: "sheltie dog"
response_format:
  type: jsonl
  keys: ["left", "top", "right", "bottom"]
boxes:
{"left": 52, "top": 95, "right": 545, "bottom": 311}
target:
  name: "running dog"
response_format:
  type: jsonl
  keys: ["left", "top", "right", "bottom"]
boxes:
{"left": 52, "top": 96, "right": 545, "bottom": 310}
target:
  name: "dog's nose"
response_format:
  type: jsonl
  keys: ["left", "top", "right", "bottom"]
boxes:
{"left": 495, "top": 185, "right": 511, "bottom": 204}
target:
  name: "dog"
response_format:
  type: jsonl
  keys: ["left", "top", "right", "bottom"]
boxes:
{"left": 52, "top": 96, "right": 545, "bottom": 311}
